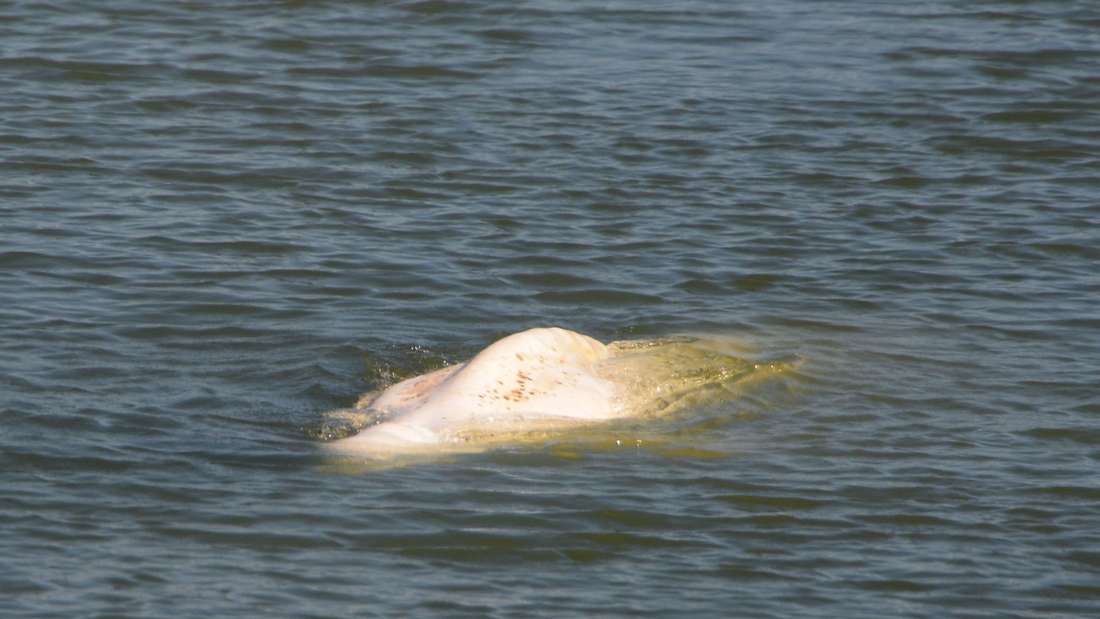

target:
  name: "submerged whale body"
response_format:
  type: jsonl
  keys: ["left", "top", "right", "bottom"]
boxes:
{"left": 323, "top": 327, "right": 775, "bottom": 459}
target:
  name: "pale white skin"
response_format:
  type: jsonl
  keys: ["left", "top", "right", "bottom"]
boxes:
{"left": 325, "top": 328, "right": 621, "bottom": 457}
{"left": 323, "top": 327, "right": 775, "bottom": 459}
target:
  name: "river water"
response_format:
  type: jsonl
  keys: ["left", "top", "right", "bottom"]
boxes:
{"left": 2, "top": 1, "right": 1098, "bottom": 617}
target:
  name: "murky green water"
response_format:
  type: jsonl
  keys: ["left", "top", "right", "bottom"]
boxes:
{"left": 2, "top": 1, "right": 1098, "bottom": 616}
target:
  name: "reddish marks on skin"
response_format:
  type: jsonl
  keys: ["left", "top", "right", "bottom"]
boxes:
{"left": 515, "top": 353, "right": 525, "bottom": 361}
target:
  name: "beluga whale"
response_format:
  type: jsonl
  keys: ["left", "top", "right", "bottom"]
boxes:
{"left": 321, "top": 327, "right": 792, "bottom": 460}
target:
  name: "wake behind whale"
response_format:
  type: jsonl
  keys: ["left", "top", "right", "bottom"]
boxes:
{"left": 321, "top": 327, "right": 794, "bottom": 460}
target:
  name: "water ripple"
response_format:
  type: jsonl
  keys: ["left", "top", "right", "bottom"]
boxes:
{"left": 2, "top": 0, "right": 1099, "bottom": 617}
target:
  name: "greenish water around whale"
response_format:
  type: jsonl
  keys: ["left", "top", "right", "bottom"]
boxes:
{"left": 2, "top": 1, "right": 1098, "bottom": 617}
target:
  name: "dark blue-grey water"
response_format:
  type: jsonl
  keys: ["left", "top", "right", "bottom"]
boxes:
{"left": 2, "top": 1, "right": 1099, "bottom": 616}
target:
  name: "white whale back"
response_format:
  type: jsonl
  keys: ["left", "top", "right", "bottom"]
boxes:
{"left": 322, "top": 327, "right": 786, "bottom": 460}
{"left": 326, "top": 327, "right": 618, "bottom": 456}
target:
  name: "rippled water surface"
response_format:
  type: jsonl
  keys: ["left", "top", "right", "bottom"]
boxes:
{"left": 3, "top": 1, "right": 1099, "bottom": 616}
